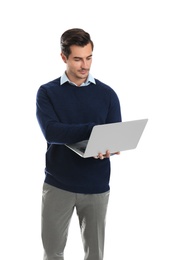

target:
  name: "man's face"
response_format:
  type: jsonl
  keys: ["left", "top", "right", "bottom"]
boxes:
{"left": 61, "top": 43, "right": 93, "bottom": 85}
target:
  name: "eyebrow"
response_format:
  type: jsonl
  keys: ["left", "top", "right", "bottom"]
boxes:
{"left": 73, "top": 54, "right": 93, "bottom": 59}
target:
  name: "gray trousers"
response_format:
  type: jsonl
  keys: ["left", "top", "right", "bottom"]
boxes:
{"left": 42, "top": 183, "right": 110, "bottom": 260}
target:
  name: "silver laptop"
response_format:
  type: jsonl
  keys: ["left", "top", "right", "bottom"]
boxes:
{"left": 65, "top": 119, "right": 148, "bottom": 158}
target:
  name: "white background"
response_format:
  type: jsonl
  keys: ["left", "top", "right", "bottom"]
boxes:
{"left": 0, "top": 0, "right": 173, "bottom": 259}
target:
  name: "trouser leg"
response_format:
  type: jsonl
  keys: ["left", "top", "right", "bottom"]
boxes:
{"left": 41, "top": 183, "right": 75, "bottom": 260}
{"left": 76, "top": 191, "right": 110, "bottom": 260}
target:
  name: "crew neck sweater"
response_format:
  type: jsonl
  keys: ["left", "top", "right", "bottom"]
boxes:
{"left": 36, "top": 77, "right": 121, "bottom": 194}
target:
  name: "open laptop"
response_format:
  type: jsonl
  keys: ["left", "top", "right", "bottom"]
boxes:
{"left": 65, "top": 119, "right": 148, "bottom": 158}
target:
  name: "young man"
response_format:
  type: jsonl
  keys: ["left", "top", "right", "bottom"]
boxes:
{"left": 36, "top": 28, "right": 122, "bottom": 260}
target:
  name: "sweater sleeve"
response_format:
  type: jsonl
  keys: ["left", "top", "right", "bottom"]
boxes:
{"left": 36, "top": 86, "right": 95, "bottom": 144}
{"left": 106, "top": 88, "right": 122, "bottom": 123}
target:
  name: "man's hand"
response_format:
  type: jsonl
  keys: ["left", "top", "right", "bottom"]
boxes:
{"left": 94, "top": 150, "right": 120, "bottom": 160}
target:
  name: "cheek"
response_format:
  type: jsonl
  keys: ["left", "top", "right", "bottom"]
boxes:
{"left": 69, "top": 62, "right": 80, "bottom": 70}
{"left": 88, "top": 60, "right": 92, "bottom": 67}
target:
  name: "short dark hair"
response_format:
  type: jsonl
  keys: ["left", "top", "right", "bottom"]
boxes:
{"left": 60, "top": 28, "right": 94, "bottom": 58}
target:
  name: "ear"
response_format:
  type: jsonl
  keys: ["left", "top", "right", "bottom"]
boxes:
{"left": 61, "top": 53, "right": 67, "bottom": 63}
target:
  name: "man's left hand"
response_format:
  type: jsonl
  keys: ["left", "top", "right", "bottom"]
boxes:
{"left": 94, "top": 150, "right": 120, "bottom": 160}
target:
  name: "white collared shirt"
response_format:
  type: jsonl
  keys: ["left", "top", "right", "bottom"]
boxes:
{"left": 60, "top": 72, "right": 96, "bottom": 87}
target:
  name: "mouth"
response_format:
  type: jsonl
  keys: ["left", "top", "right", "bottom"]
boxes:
{"left": 79, "top": 69, "right": 88, "bottom": 75}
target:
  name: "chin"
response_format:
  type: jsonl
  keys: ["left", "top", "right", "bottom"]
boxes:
{"left": 79, "top": 73, "right": 89, "bottom": 78}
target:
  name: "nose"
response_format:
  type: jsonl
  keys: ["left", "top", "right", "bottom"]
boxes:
{"left": 81, "top": 59, "right": 88, "bottom": 69}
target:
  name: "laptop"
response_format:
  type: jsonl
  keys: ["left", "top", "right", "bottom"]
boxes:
{"left": 65, "top": 119, "right": 148, "bottom": 158}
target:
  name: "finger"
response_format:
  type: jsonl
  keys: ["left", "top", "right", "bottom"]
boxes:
{"left": 98, "top": 153, "right": 104, "bottom": 160}
{"left": 110, "top": 151, "right": 120, "bottom": 156}
{"left": 105, "top": 150, "right": 111, "bottom": 158}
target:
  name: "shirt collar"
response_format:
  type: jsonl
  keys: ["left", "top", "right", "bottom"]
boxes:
{"left": 60, "top": 72, "right": 96, "bottom": 87}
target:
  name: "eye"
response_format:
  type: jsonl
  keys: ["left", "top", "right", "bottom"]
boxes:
{"left": 74, "top": 58, "right": 81, "bottom": 62}
{"left": 87, "top": 56, "right": 92, "bottom": 61}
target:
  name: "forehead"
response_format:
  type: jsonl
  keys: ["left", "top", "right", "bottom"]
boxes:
{"left": 69, "top": 43, "right": 93, "bottom": 58}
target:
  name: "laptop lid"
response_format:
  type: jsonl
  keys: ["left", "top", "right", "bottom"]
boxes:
{"left": 66, "top": 119, "right": 148, "bottom": 158}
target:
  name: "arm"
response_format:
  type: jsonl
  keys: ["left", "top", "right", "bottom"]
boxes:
{"left": 95, "top": 89, "right": 122, "bottom": 159}
{"left": 36, "top": 86, "right": 95, "bottom": 144}
{"left": 106, "top": 89, "right": 122, "bottom": 124}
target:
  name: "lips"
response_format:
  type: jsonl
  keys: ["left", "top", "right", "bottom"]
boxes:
{"left": 79, "top": 70, "right": 88, "bottom": 74}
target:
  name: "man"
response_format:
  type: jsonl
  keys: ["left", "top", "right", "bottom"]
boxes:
{"left": 36, "top": 28, "right": 122, "bottom": 260}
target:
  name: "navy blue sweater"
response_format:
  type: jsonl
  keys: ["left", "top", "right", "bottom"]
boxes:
{"left": 36, "top": 77, "right": 121, "bottom": 194}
